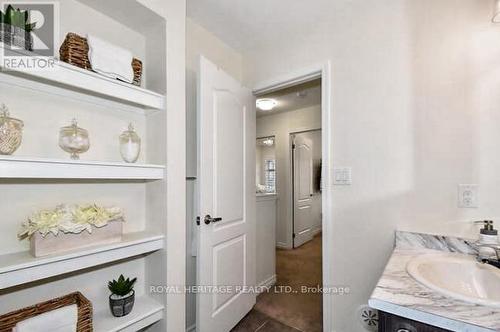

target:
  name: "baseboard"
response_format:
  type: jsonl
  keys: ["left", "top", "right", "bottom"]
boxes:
{"left": 186, "top": 323, "right": 196, "bottom": 332}
{"left": 257, "top": 274, "right": 277, "bottom": 293}
{"left": 276, "top": 242, "right": 290, "bottom": 249}
{"left": 311, "top": 227, "right": 322, "bottom": 236}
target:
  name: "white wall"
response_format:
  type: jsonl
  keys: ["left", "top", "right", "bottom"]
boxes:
{"left": 256, "top": 106, "right": 322, "bottom": 249}
{"left": 256, "top": 195, "right": 277, "bottom": 287}
{"left": 185, "top": 18, "right": 244, "bottom": 331}
{"left": 256, "top": 143, "right": 262, "bottom": 186}
{"left": 186, "top": 179, "right": 197, "bottom": 331}
{"left": 137, "top": 1, "right": 187, "bottom": 331}
{"left": 244, "top": 1, "right": 500, "bottom": 330}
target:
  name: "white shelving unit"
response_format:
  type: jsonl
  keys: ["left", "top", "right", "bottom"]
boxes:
{"left": 0, "top": 156, "right": 165, "bottom": 180}
{"left": 0, "top": 45, "right": 166, "bottom": 112}
{"left": 93, "top": 296, "right": 164, "bottom": 332}
{"left": 0, "top": 232, "right": 165, "bottom": 289}
{"left": 0, "top": 2, "right": 170, "bottom": 331}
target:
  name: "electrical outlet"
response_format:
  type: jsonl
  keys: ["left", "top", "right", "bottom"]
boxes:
{"left": 458, "top": 184, "right": 478, "bottom": 208}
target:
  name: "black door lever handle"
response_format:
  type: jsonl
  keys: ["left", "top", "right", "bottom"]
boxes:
{"left": 204, "top": 215, "right": 222, "bottom": 225}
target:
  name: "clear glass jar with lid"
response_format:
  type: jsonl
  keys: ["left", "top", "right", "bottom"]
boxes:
{"left": 0, "top": 103, "right": 24, "bottom": 155}
{"left": 119, "top": 123, "right": 141, "bottom": 163}
{"left": 58, "top": 119, "right": 90, "bottom": 160}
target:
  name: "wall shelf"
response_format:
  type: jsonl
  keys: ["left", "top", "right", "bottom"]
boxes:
{"left": 0, "top": 44, "right": 165, "bottom": 112}
{"left": 0, "top": 156, "right": 165, "bottom": 180}
{"left": 0, "top": 231, "right": 165, "bottom": 289}
{"left": 94, "top": 296, "right": 164, "bottom": 332}
{"left": 0, "top": 1, "right": 174, "bottom": 329}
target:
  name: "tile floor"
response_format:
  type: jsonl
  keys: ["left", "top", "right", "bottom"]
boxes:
{"left": 232, "top": 234, "right": 322, "bottom": 332}
{"left": 231, "top": 309, "right": 302, "bottom": 332}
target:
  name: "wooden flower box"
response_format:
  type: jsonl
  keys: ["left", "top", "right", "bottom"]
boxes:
{"left": 30, "top": 221, "right": 123, "bottom": 257}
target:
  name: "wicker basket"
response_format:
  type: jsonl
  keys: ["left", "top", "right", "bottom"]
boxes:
{"left": 0, "top": 292, "right": 93, "bottom": 332}
{"left": 60, "top": 32, "right": 143, "bottom": 86}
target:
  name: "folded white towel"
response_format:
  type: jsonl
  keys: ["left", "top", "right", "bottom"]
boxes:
{"left": 14, "top": 304, "right": 78, "bottom": 332}
{"left": 87, "top": 34, "right": 134, "bottom": 84}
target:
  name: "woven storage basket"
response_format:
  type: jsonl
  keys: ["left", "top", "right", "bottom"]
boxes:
{"left": 0, "top": 292, "right": 93, "bottom": 332}
{"left": 60, "top": 32, "right": 143, "bottom": 86}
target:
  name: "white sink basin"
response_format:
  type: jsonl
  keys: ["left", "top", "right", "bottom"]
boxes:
{"left": 407, "top": 253, "right": 500, "bottom": 308}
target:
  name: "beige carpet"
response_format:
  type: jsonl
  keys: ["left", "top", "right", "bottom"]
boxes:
{"left": 254, "top": 233, "right": 323, "bottom": 332}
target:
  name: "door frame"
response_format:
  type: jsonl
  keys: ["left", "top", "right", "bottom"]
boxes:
{"left": 290, "top": 129, "right": 321, "bottom": 248}
{"left": 253, "top": 61, "right": 333, "bottom": 331}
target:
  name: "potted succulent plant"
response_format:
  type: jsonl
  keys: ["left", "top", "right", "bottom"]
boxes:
{"left": 108, "top": 274, "right": 137, "bottom": 317}
{"left": 0, "top": 5, "right": 36, "bottom": 50}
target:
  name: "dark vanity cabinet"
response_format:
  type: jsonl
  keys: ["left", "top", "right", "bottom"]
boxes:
{"left": 378, "top": 311, "right": 451, "bottom": 332}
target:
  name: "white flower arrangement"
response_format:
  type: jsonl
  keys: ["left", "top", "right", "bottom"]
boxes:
{"left": 18, "top": 204, "right": 124, "bottom": 239}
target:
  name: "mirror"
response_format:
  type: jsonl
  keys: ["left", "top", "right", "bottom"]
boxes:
{"left": 256, "top": 136, "right": 276, "bottom": 194}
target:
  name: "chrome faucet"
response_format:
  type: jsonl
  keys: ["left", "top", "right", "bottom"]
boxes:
{"left": 475, "top": 243, "right": 500, "bottom": 260}
{"left": 473, "top": 220, "right": 500, "bottom": 268}
{"left": 474, "top": 243, "right": 500, "bottom": 268}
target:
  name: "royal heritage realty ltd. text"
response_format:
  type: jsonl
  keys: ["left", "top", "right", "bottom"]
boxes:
{"left": 150, "top": 285, "right": 350, "bottom": 295}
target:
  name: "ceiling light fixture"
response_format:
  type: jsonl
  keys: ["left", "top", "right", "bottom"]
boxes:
{"left": 256, "top": 98, "right": 278, "bottom": 111}
{"left": 493, "top": 0, "right": 500, "bottom": 23}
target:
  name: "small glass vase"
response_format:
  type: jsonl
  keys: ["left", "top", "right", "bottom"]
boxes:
{"left": 59, "top": 119, "right": 90, "bottom": 160}
{"left": 119, "top": 123, "right": 141, "bottom": 163}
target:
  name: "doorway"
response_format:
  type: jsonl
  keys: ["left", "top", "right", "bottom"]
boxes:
{"left": 233, "top": 79, "right": 324, "bottom": 332}
{"left": 251, "top": 62, "right": 333, "bottom": 332}
{"left": 193, "top": 57, "right": 332, "bottom": 332}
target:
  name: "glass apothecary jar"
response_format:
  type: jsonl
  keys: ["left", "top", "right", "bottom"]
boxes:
{"left": 0, "top": 103, "right": 24, "bottom": 155}
{"left": 119, "top": 123, "right": 141, "bottom": 163}
{"left": 59, "top": 119, "right": 90, "bottom": 160}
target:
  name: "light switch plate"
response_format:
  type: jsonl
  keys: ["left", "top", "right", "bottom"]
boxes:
{"left": 333, "top": 167, "right": 352, "bottom": 185}
{"left": 458, "top": 184, "right": 478, "bottom": 208}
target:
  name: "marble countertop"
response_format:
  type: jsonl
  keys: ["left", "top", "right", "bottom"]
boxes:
{"left": 369, "top": 232, "right": 500, "bottom": 332}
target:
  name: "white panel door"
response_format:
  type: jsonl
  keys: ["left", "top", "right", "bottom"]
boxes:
{"left": 292, "top": 133, "right": 314, "bottom": 248}
{"left": 196, "top": 56, "right": 256, "bottom": 332}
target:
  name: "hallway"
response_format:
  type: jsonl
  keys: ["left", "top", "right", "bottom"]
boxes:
{"left": 232, "top": 234, "right": 323, "bottom": 332}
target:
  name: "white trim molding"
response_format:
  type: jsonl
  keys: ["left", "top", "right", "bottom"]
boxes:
{"left": 257, "top": 274, "right": 277, "bottom": 293}
{"left": 253, "top": 63, "right": 323, "bottom": 95}
{"left": 253, "top": 61, "right": 333, "bottom": 332}
{"left": 311, "top": 227, "right": 322, "bottom": 237}
{"left": 276, "top": 242, "right": 291, "bottom": 250}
